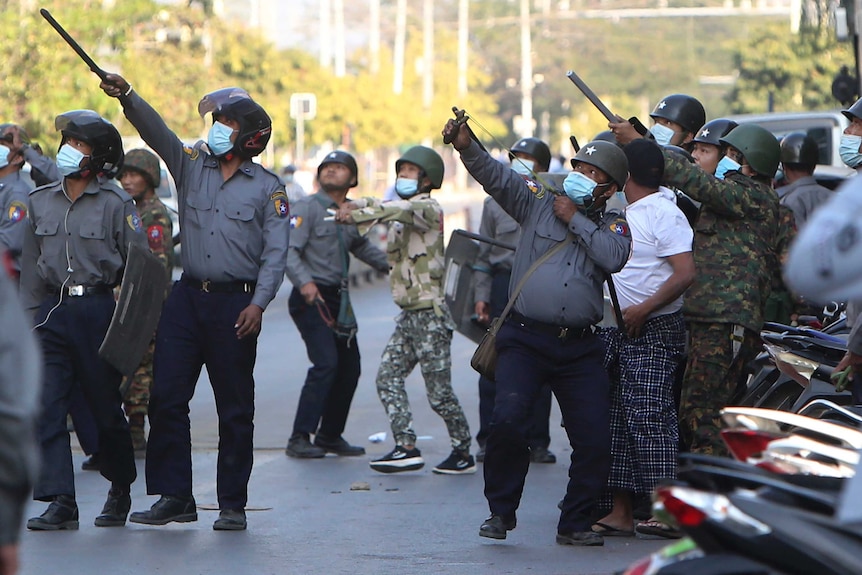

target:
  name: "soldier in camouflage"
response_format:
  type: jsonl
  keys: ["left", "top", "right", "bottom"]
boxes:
{"left": 117, "top": 149, "right": 174, "bottom": 455}
{"left": 661, "top": 124, "right": 782, "bottom": 455}
{"left": 336, "top": 146, "right": 474, "bottom": 475}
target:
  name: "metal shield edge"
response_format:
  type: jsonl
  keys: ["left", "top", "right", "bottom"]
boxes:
{"left": 98, "top": 242, "right": 169, "bottom": 378}
{"left": 444, "top": 229, "right": 491, "bottom": 345}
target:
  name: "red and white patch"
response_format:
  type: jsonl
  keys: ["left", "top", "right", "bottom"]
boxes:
{"left": 147, "top": 225, "right": 164, "bottom": 252}
{"left": 609, "top": 220, "right": 630, "bottom": 236}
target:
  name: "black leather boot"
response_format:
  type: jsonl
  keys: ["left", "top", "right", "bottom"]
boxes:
{"left": 27, "top": 495, "right": 79, "bottom": 531}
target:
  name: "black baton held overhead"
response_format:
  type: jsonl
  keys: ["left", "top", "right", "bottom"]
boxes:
{"left": 566, "top": 70, "right": 616, "bottom": 123}
{"left": 40, "top": 9, "right": 109, "bottom": 81}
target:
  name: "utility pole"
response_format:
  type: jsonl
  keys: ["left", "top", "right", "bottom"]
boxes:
{"left": 423, "top": 0, "right": 435, "bottom": 109}
{"left": 519, "top": 0, "right": 534, "bottom": 137}
{"left": 458, "top": 0, "right": 469, "bottom": 97}
{"left": 334, "top": 0, "right": 345, "bottom": 77}
{"left": 393, "top": 0, "right": 406, "bottom": 94}
{"left": 857, "top": 0, "right": 862, "bottom": 97}
{"left": 370, "top": 0, "right": 381, "bottom": 74}
{"left": 320, "top": 0, "right": 332, "bottom": 71}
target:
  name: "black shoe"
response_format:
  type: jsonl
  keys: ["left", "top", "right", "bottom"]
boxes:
{"left": 94, "top": 486, "right": 131, "bottom": 527}
{"left": 433, "top": 450, "right": 477, "bottom": 475}
{"left": 479, "top": 514, "right": 516, "bottom": 540}
{"left": 129, "top": 495, "right": 197, "bottom": 525}
{"left": 27, "top": 495, "right": 79, "bottom": 531}
{"left": 314, "top": 434, "right": 366, "bottom": 456}
{"left": 81, "top": 453, "right": 100, "bottom": 471}
{"left": 556, "top": 530, "right": 604, "bottom": 546}
{"left": 369, "top": 446, "right": 424, "bottom": 473}
{"left": 529, "top": 446, "right": 557, "bottom": 464}
{"left": 285, "top": 433, "right": 326, "bottom": 458}
{"left": 213, "top": 509, "right": 247, "bottom": 531}
{"left": 475, "top": 447, "right": 485, "bottom": 462}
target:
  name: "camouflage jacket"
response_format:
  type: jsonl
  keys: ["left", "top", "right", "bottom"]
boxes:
{"left": 138, "top": 196, "right": 174, "bottom": 272}
{"left": 350, "top": 194, "right": 446, "bottom": 311}
{"left": 663, "top": 151, "right": 780, "bottom": 331}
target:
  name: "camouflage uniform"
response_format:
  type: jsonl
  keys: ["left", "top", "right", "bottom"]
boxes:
{"left": 662, "top": 150, "right": 780, "bottom": 455}
{"left": 763, "top": 205, "right": 797, "bottom": 324}
{"left": 123, "top": 196, "right": 173, "bottom": 444}
{"left": 351, "top": 196, "right": 471, "bottom": 453}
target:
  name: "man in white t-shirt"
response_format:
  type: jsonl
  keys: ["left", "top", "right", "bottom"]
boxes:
{"left": 591, "top": 139, "right": 695, "bottom": 539}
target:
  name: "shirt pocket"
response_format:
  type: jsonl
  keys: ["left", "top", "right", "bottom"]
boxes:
{"left": 34, "top": 219, "right": 63, "bottom": 262}
{"left": 186, "top": 192, "right": 213, "bottom": 229}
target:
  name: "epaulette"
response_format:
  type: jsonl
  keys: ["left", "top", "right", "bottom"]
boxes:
{"left": 29, "top": 180, "right": 60, "bottom": 196}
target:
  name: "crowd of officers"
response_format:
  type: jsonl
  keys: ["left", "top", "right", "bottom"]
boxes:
{"left": 2, "top": 69, "right": 862, "bottom": 565}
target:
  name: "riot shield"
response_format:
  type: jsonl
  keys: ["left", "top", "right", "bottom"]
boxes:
{"left": 99, "top": 242, "right": 170, "bottom": 377}
{"left": 444, "top": 229, "right": 516, "bottom": 345}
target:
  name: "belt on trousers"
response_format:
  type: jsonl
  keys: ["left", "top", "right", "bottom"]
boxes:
{"left": 181, "top": 275, "right": 256, "bottom": 294}
{"left": 507, "top": 311, "right": 592, "bottom": 341}
{"left": 48, "top": 284, "right": 112, "bottom": 297}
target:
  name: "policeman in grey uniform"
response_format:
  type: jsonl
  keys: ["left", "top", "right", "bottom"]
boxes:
{"left": 100, "top": 74, "right": 289, "bottom": 531}
{"left": 444, "top": 119, "right": 631, "bottom": 546}
{"left": 21, "top": 110, "right": 145, "bottom": 530}
{"left": 285, "top": 150, "right": 389, "bottom": 458}
{"left": 473, "top": 137, "right": 555, "bottom": 465}
{"left": 776, "top": 132, "right": 833, "bottom": 228}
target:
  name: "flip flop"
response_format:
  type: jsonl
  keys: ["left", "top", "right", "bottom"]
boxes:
{"left": 591, "top": 521, "right": 635, "bottom": 537}
{"left": 635, "top": 519, "right": 682, "bottom": 539}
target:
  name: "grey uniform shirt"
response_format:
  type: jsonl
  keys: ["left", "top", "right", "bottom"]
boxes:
{"left": 459, "top": 140, "right": 631, "bottom": 328}
{"left": 473, "top": 196, "right": 520, "bottom": 304}
{"left": 0, "top": 270, "right": 41, "bottom": 545}
{"left": 119, "top": 91, "right": 289, "bottom": 310}
{"left": 286, "top": 191, "right": 389, "bottom": 288}
{"left": 19, "top": 178, "right": 147, "bottom": 313}
{"left": 0, "top": 172, "right": 30, "bottom": 271}
{"left": 777, "top": 175, "right": 832, "bottom": 228}
{"left": 22, "top": 146, "right": 60, "bottom": 187}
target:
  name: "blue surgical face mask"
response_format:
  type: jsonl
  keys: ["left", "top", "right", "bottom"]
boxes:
{"left": 840, "top": 134, "right": 862, "bottom": 168}
{"left": 395, "top": 177, "right": 419, "bottom": 198}
{"left": 511, "top": 158, "right": 534, "bottom": 176}
{"left": 562, "top": 171, "right": 597, "bottom": 205}
{"left": 650, "top": 122, "right": 676, "bottom": 146}
{"left": 0, "top": 146, "right": 9, "bottom": 169}
{"left": 715, "top": 155, "right": 741, "bottom": 180}
{"left": 207, "top": 121, "right": 236, "bottom": 157}
{"left": 56, "top": 144, "right": 88, "bottom": 177}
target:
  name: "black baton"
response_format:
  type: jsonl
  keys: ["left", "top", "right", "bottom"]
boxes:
{"left": 566, "top": 70, "right": 616, "bottom": 122}
{"left": 41, "top": 9, "right": 109, "bottom": 80}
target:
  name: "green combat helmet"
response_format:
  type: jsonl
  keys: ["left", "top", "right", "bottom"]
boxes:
{"left": 396, "top": 146, "right": 444, "bottom": 191}
{"left": 720, "top": 124, "right": 780, "bottom": 178}
{"left": 570, "top": 140, "right": 629, "bottom": 188}
{"left": 779, "top": 132, "right": 820, "bottom": 166}
{"left": 120, "top": 149, "right": 161, "bottom": 189}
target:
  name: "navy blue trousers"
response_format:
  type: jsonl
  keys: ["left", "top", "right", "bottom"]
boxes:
{"left": 483, "top": 321, "right": 610, "bottom": 533}
{"left": 476, "top": 270, "right": 552, "bottom": 450}
{"left": 146, "top": 281, "right": 257, "bottom": 510}
{"left": 288, "top": 286, "right": 361, "bottom": 438}
{"left": 33, "top": 294, "right": 136, "bottom": 500}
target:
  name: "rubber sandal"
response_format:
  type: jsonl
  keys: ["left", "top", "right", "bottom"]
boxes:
{"left": 635, "top": 519, "right": 683, "bottom": 539}
{"left": 591, "top": 521, "right": 635, "bottom": 537}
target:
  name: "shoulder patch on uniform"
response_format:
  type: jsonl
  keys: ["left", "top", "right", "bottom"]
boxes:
{"left": 147, "top": 224, "right": 164, "bottom": 251}
{"left": 127, "top": 213, "right": 143, "bottom": 232}
{"left": 609, "top": 219, "right": 630, "bottom": 236}
{"left": 270, "top": 190, "right": 287, "bottom": 201}
{"left": 274, "top": 196, "right": 289, "bottom": 218}
{"left": 525, "top": 179, "right": 540, "bottom": 196}
{"left": 8, "top": 201, "right": 27, "bottom": 223}
{"left": 182, "top": 145, "right": 200, "bottom": 160}
{"left": 290, "top": 215, "right": 302, "bottom": 229}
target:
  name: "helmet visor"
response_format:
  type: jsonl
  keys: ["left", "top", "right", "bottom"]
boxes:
{"left": 198, "top": 87, "right": 252, "bottom": 119}
{"left": 55, "top": 110, "right": 107, "bottom": 133}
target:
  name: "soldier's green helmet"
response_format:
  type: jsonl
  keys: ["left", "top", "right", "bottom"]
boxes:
{"left": 119, "top": 148, "right": 161, "bottom": 189}
{"left": 650, "top": 94, "right": 706, "bottom": 135}
{"left": 396, "top": 145, "right": 444, "bottom": 190}
{"left": 509, "top": 137, "right": 551, "bottom": 172}
{"left": 570, "top": 140, "right": 629, "bottom": 188}
{"left": 779, "top": 132, "right": 820, "bottom": 166}
{"left": 842, "top": 98, "right": 862, "bottom": 121}
{"left": 719, "top": 124, "right": 780, "bottom": 178}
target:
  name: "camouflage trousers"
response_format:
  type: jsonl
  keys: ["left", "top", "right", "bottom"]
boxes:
{"left": 123, "top": 340, "right": 154, "bottom": 417}
{"left": 679, "top": 322, "right": 761, "bottom": 456}
{"left": 376, "top": 308, "right": 471, "bottom": 453}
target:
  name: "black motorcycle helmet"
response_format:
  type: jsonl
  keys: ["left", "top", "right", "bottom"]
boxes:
{"left": 55, "top": 110, "right": 124, "bottom": 179}
{"left": 650, "top": 94, "right": 706, "bottom": 136}
{"left": 509, "top": 137, "right": 551, "bottom": 172}
{"left": 317, "top": 150, "right": 358, "bottom": 188}
{"left": 198, "top": 87, "right": 272, "bottom": 159}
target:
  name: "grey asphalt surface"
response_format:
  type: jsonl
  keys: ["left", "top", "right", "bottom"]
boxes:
{"left": 19, "top": 277, "right": 669, "bottom": 575}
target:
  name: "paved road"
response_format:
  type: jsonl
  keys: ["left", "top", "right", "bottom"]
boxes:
{"left": 19, "top": 278, "right": 668, "bottom": 575}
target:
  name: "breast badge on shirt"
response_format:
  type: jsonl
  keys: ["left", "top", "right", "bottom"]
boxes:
{"left": 609, "top": 218, "right": 630, "bottom": 237}
{"left": 7, "top": 201, "right": 27, "bottom": 223}
{"left": 127, "top": 213, "right": 143, "bottom": 232}
{"left": 271, "top": 191, "right": 289, "bottom": 218}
